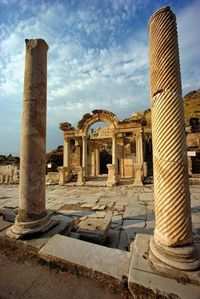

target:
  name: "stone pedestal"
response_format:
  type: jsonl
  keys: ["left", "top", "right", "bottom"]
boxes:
{"left": 148, "top": 7, "right": 199, "bottom": 270}
{"left": 76, "top": 166, "right": 85, "bottom": 186}
{"left": 8, "top": 39, "right": 51, "bottom": 238}
{"left": 128, "top": 235, "right": 200, "bottom": 299}
{"left": 58, "top": 166, "right": 70, "bottom": 186}
{"left": 133, "top": 163, "right": 143, "bottom": 187}
{"left": 106, "top": 164, "right": 118, "bottom": 187}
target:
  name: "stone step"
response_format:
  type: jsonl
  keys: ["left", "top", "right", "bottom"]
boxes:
{"left": 39, "top": 234, "right": 131, "bottom": 290}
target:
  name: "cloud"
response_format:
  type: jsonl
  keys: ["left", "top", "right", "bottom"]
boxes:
{"left": 0, "top": 0, "right": 199, "bottom": 155}
{"left": 177, "top": 1, "right": 200, "bottom": 92}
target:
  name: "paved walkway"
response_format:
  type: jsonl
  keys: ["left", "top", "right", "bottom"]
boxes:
{"left": 0, "top": 254, "right": 121, "bottom": 299}
{"left": 0, "top": 184, "right": 199, "bottom": 250}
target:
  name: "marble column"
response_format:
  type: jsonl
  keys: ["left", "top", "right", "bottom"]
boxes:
{"left": 112, "top": 133, "right": 117, "bottom": 168}
{"left": 58, "top": 137, "right": 70, "bottom": 185}
{"left": 136, "top": 130, "right": 144, "bottom": 165}
{"left": 82, "top": 135, "right": 87, "bottom": 177}
{"left": 133, "top": 130, "right": 144, "bottom": 186}
{"left": 9, "top": 39, "right": 51, "bottom": 238}
{"left": 63, "top": 138, "right": 70, "bottom": 168}
{"left": 149, "top": 7, "right": 199, "bottom": 270}
{"left": 95, "top": 147, "right": 100, "bottom": 176}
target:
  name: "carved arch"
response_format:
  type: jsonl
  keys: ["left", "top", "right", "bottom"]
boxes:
{"left": 77, "top": 110, "right": 119, "bottom": 135}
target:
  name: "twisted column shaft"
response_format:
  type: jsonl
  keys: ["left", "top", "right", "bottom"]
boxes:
{"left": 149, "top": 7, "right": 199, "bottom": 270}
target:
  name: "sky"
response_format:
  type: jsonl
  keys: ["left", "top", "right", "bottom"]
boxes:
{"left": 0, "top": 0, "right": 200, "bottom": 156}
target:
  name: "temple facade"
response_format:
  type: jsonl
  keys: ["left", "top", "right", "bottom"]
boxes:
{"left": 59, "top": 109, "right": 152, "bottom": 186}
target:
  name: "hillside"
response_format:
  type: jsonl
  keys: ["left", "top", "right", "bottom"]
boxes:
{"left": 144, "top": 89, "right": 200, "bottom": 126}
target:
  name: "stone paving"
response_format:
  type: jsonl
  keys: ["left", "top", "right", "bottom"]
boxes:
{"left": 0, "top": 184, "right": 200, "bottom": 250}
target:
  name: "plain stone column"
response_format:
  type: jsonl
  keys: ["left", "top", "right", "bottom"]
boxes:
{"left": 112, "top": 133, "right": 117, "bottom": 167}
{"left": 133, "top": 130, "right": 144, "bottom": 186}
{"left": 136, "top": 130, "right": 144, "bottom": 165}
{"left": 82, "top": 136, "right": 87, "bottom": 176}
{"left": 10, "top": 39, "right": 51, "bottom": 238}
{"left": 63, "top": 138, "right": 70, "bottom": 168}
{"left": 149, "top": 7, "right": 199, "bottom": 270}
{"left": 95, "top": 147, "right": 100, "bottom": 176}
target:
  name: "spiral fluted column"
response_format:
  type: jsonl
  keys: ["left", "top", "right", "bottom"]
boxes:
{"left": 149, "top": 7, "right": 199, "bottom": 270}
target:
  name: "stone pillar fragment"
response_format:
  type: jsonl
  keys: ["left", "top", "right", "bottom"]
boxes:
{"left": 9, "top": 39, "right": 51, "bottom": 238}
{"left": 76, "top": 166, "right": 85, "bottom": 186}
{"left": 106, "top": 164, "right": 118, "bottom": 187}
{"left": 149, "top": 7, "right": 199, "bottom": 270}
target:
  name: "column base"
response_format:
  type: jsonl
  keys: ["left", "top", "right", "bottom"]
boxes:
{"left": 128, "top": 234, "right": 200, "bottom": 299}
{"left": 150, "top": 237, "right": 200, "bottom": 271}
{"left": 133, "top": 179, "right": 143, "bottom": 187}
{"left": 6, "top": 213, "right": 53, "bottom": 239}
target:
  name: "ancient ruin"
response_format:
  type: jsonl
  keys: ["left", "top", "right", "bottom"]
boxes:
{"left": 7, "top": 39, "right": 52, "bottom": 238}
{"left": 148, "top": 6, "right": 199, "bottom": 270}
{"left": 59, "top": 110, "right": 151, "bottom": 186}
{"left": 0, "top": 5, "right": 200, "bottom": 299}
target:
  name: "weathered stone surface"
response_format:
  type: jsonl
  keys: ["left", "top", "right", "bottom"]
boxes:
{"left": 39, "top": 234, "right": 131, "bottom": 282}
{"left": 139, "top": 193, "right": 154, "bottom": 202}
{"left": 77, "top": 217, "right": 111, "bottom": 243}
{"left": 106, "top": 229, "right": 120, "bottom": 248}
{"left": 128, "top": 234, "right": 200, "bottom": 299}
{"left": 123, "top": 206, "right": 146, "bottom": 220}
{"left": 117, "top": 230, "right": 128, "bottom": 251}
{"left": 0, "top": 220, "right": 12, "bottom": 231}
{"left": 0, "top": 208, "right": 16, "bottom": 222}
{"left": 123, "top": 219, "right": 145, "bottom": 245}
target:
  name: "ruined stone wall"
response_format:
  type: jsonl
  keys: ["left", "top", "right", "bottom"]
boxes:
{"left": 46, "top": 172, "right": 59, "bottom": 185}
{"left": 0, "top": 165, "right": 19, "bottom": 184}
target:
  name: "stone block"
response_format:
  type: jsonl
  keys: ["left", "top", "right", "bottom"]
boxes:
{"left": 22, "top": 215, "right": 73, "bottom": 249}
{"left": 0, "top": 208, "right": 16, "bottom": 222}
{"left": 39, "top": 234, "right": 131, "bottom": 283}
{"left": 77, "top": 217, "right": 111, "bottom": 243}
{"left": 123, "top": 206, "right": 146, "bottom": 220}
{"left": 117, "top": 230, "right": 128, "bottom": 251}
{"left": 123, "top": 219, "right": 145, "bottom": 245}
{"left": 0, "top": 220, "right": 12, "bottom": 232}
{"left": 139, "top": 192, "right": 154, "bottom": 202}
{"left": 128, "top": 234, "right": 200, "bottom": 299}
{"left": 106, "top": 229, "right": 120, "bottom": 248}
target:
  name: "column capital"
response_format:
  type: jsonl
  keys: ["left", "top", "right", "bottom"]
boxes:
{"left": 25, "top": 39, "right": 49, "bottom": 51}
{"left": 64, "top": 136, "right": 70, "bottom": 142}
{"left": 82, "top": 135, "right": 87, "bottom": 141}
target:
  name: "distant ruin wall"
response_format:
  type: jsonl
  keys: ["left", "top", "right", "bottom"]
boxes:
{"left": 0, "top": 165, "right": 19, "bottom": 184}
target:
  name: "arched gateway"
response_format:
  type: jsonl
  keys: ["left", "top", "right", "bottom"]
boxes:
{"left": 59, "top": 109, "right": 149, "bottom": 186}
